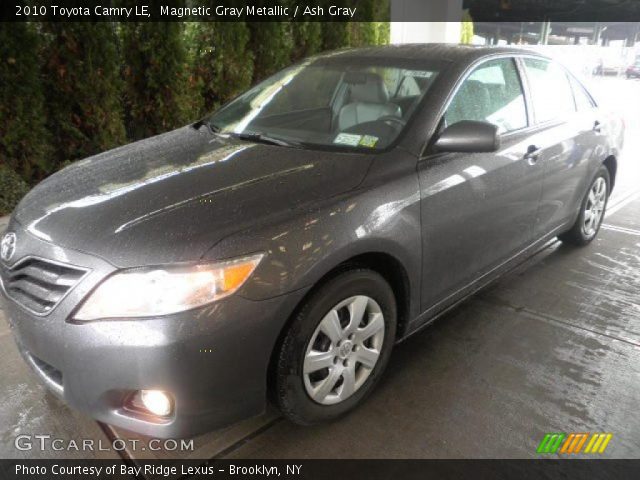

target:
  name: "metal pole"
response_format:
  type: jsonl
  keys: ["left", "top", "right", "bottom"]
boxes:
{"left": 539, "top": 20, "right": 550, "bottom": 45}
{"left": 592, "top": 22, "right": 601, "bottom": 46}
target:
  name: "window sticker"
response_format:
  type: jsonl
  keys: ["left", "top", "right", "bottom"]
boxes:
{"left": 402, "top": 69, "right": 433, "bottom": 78}
{"left": 359, "top": 135, "right": 379, "bottom": 148}
{"left": 334, "top": 133, "right": 362, "bottom": 146}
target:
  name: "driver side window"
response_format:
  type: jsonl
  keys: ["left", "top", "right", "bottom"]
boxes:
{"left": 445, "top": 58, "right": 528, "bottom": 134}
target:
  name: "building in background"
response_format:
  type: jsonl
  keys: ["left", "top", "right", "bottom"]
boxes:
{"left": 390, "top": 1, "right": 640, "bottom": 78}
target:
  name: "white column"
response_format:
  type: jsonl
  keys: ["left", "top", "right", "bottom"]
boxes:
{"left": 390, "top": 0, "right": 464, "bottom": 44}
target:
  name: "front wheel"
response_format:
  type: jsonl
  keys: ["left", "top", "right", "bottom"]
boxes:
{"left": 274, "top": 269, "right": 397, "bottom": 425}
{"left": 558, "top": 166, "right": 610, "bottom": 246}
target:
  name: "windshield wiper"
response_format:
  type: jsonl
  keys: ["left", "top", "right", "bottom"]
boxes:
{"left": 209, "top": 122, "right": 222, "bottom": 133}
{"left": 230, "top": 131, "right": 300, "bottom": 148}
{"left": 194, "top": 119, "right": 222, "bottom": 134}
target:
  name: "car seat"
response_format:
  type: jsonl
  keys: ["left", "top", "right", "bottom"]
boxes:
{"left": 338, "top": 73, "right": 401, "bottom": 131}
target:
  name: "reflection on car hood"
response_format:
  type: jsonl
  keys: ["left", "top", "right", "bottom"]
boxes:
{"left": 14, "top": 126, "right": 372, "bottom": 266}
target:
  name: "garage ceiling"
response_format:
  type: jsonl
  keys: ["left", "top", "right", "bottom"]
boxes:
{"left": 467, "top": 0, "right": 640, "bottom": 21}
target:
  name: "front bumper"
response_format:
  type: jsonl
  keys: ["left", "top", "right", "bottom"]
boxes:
{"left": 0, "top": 221, "right": 307, "bottom": 438}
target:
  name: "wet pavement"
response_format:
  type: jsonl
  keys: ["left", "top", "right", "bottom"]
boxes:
{"left": 0, "top": 76, "right": 639, "bottom": 461}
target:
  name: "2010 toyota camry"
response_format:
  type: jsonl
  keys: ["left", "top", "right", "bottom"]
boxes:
{"left": 0, "top": 45, "right": 624, "bottom": 438}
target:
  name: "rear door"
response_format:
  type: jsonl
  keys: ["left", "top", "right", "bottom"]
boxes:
{"left": 418, "top": 57, "right": 544, "bottom": 313}
{"left": 520, "top": 58, "right": 600, "bottom": 237}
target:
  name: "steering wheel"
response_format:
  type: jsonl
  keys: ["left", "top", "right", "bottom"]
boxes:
{"left": 378, "top": 115, "right": 406, "bottom": 128}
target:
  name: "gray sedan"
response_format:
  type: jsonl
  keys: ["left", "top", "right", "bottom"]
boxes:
{"left": 0, "top": 45, "right": 624, "bottom": 438}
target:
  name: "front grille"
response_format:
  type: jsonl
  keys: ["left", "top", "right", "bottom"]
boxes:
{"left": 2, "top": 257, "right": 87, "bottom": 314}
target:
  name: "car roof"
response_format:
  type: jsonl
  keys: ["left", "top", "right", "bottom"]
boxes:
{"left": 321, "top": 43, "right": 547, "bottom": 65}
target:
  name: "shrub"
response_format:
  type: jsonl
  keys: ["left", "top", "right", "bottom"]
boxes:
{"left": 377, "top": 22, "right": 391, "bottom": 45}
{"left": 322, "top": 23, "right": 351, "bottom": 51}
{"left": 121, "top": 3, "right": 194, "bottom": 139}
{"left": 349, "top": 23, "right": 379, "bottom": 47}
{"left": 1, "top": 16, "right": 391, "bottom": 188}
{"left": 249, "top": 20, "right": 294, "bottom": 81}
{"left": 349, "top": 1, "right": 390, "bottom": 47}
{"left": 0, "top": 165, "right": 30, "bottom": 216}
{"left": 0, "top": 22, "right": 52, "bottom": 183}
{"left": 191, "top": 22, "right": 254, "bottom": 114}
{"left": 291, "top": 22, "right": 323, "bottom": 62}
{"left": 41, "top": 22, "right": 127, "bottom": 166}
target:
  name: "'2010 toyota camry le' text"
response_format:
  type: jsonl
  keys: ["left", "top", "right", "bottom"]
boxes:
{"left": 0, "top": 45, "right": 624, "bottom": 437}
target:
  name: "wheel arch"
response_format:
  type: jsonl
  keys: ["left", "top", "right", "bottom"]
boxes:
{"left": 603, "top": 155, "right": 617, "bottom": 191}
{"left": 266, "top": 249, "right": 414, "bottom": 402}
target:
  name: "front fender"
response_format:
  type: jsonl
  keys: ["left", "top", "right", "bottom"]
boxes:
{"left": 203, "top": 176, "right": 423, "bottom": 320}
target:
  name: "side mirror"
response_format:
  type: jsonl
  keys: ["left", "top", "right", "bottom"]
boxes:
{"left": 434, "top": 120, "right": 500, "bottom": 153}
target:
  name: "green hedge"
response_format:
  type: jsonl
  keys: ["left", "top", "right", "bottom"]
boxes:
{"left": 121, "top": 19, "right": 193, "bottom": 140}
{"left": 0, "top": 23, "right": 52, "bottom": 183}
{"left": 291, "top": 22, "right": 323, "bottom": 62}
{"left": 192, "top": 22, "right": 254, "bottom": 115}
{"left": 0, "top": 165, "right": 30, "bottom": 216}
{"left": 42, "top": 22, "right": 127, "bottom": 165}
{"left": 322, "top": 22, "right": 351, "bottom": 50}
{"left": 0, "top": 20, "right": 390, "bottom": 215}
{"left": 249, "top": 21, "right": 294, "bottom": 81}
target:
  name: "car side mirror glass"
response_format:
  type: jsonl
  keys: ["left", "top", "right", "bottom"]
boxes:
{"left": 434, "top": 120, "right": 500, "bottom": 153}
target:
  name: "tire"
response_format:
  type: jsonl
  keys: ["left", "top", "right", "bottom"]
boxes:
{"left": 274, "top": 268, "right": 397, "bottom": 425}
{"left": 558, "top": 166, "right": 610, "bottom": 246}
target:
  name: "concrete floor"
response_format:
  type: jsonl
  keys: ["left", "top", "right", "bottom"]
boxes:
{"left": 1, "top": 76, "right": 639, "bottom": 461}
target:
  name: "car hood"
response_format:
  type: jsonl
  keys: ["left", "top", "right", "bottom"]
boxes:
{"left": 14, "top": 126, "right": 372, "bottom": 267}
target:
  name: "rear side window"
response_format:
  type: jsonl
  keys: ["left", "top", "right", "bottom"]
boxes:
{"left": 569, "top": 76, "right": 595, "bottom": 111}
{"left": 523, "top": 58, "right": 576, "bottom": 123}
{"left": 445, "top": 58, "right": 527, "bottom": 134}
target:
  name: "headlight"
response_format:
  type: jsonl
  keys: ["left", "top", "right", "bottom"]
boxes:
{"left": 74, "top": 254, "right": 263, "bottom": 321}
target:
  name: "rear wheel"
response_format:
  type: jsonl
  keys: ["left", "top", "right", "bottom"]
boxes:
{"left": 274, "top": 269, "right": 396, "bottom": 425}
{"left": 558, "top": 166, "right": 610, "bottom": 246}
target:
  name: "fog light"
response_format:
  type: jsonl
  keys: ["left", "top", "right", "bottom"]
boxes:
{"left": 140, "top": 390, "right": 172, "bottom": 417}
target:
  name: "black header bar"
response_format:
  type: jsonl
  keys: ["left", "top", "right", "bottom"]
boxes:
{"left": 3, "top": 1, "right": 640, "bottom": 22}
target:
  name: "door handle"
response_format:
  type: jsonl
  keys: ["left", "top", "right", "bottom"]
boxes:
{"left": 593, "top": 120, "right": 602, "bottom": 133}
{"left": 524, "top": 145, "right": 540, "bottom": 165}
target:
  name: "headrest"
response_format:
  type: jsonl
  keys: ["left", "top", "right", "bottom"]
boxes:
{"left": 346, "top": 73, "right": 390, "bottom": 104}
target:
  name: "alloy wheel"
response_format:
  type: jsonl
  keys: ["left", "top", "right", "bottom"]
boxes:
{"left": 303, "top": 295, "right": 385, "bottom": 405}
{"left": 583, "top": 177, "right": 607, "bottom": 237}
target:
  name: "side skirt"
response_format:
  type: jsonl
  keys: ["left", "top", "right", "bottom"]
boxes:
{"left": 397, "top": 222, "right": 571, "bottom": 343}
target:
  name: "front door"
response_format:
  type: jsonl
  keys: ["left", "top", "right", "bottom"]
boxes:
{"left": 418, "top": 57, "right": 544, "bottom": 313}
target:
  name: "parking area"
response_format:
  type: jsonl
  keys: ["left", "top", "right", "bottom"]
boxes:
{"left": 1, "top": 76, "right": 639, "bottom": 461}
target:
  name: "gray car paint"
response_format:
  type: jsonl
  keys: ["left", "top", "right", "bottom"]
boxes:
{"left": 0, "top": 45, "right": 623, "bottom": 437}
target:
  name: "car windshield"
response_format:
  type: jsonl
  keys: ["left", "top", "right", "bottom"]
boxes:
{"left": 207, "top": 57, "right": 442, "bottom": 151}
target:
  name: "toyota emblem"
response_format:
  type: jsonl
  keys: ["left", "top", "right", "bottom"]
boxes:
{"left": 1, "top": 232, "right": 16, "bottom": 262}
